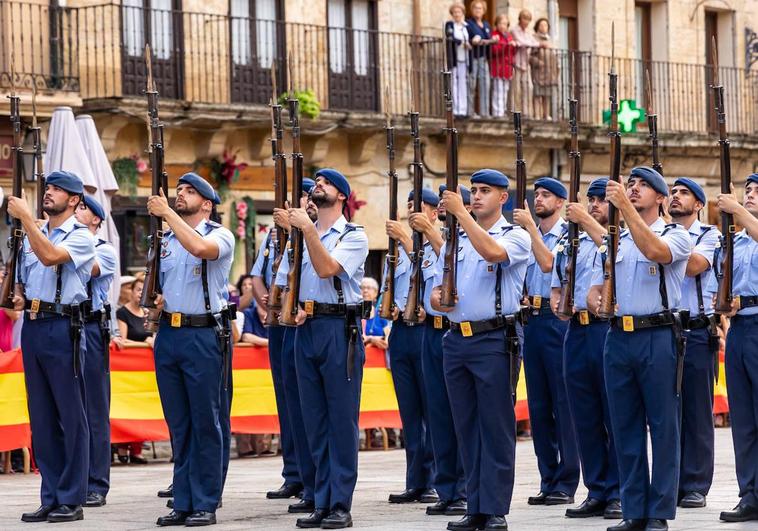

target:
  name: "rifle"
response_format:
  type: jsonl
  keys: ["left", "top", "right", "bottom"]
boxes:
{"left": 513, "top": 111, "right": 527, "bottom": 208}
{"left": 646, "top": 70, "right": 663, "bottom": 176}
{"left": 712, "top": 42, "right": 734, "bottom": 314}
{"left": 265, "top": 64, "right": 287, "bottom": 326}
{"left": 31, "top": 85, "right": 45, "bottom": 218}
{"left": 279, "top": 59, "right": 304, "bottom": 327}
{"left": 378, "top": 87, "right": 398, "bottom": 319}
{"left": 140, "top": 44, "right": 168, "bottom": 331}
{"left": 597, "top": 24, "right": 621, "bottom": 319}
{"left": 402, "top": 107, "right": 424, "bottom": 325}
{"left": 556, "top": 63, "right": 581, "bottom": 319}
{"left": 439, "top": 71, "right": 459, "bottom": 310}
{"left": 0, "top": 53, "right": 23, "bottom": 309}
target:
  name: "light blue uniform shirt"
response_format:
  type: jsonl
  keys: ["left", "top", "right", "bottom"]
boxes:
{"left": 433, "top": 216, "right": 531, "bottom": 322}
{"left": 90, "top": 239, "right": 118, "bottom": 311}
{"left": 276, "top": 215, "right": 369, "bottom": 304}
{"left": 707, "top": 230, "right": 758, "bottom": 316}
{"left": 20, "top": 215, "right": 95, "bottom": 304}
{"left": 421, "top": 243, "right": 444, "bottom": 318}
{"left": 551, "top": 232, "right": 597, "bottom": 311}
{"left": 590, "top": 218, "right": 691, "bottom": 316}
{"left": 679, "top": 220, "right": 718, "bottom": 316}
{"left": 381, "top": 245, "right": 411, "bottom": 311}
{"left": 251, "top": 230, "right": 277, "bottom": 287}
{"left": 526, "top": 217, "right": 568, "bottom": 298}
{"left": 159, "top": 219, "right": 235, "bottom": 314}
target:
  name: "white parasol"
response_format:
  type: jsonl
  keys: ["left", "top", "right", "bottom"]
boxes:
{"left": 43, "top": 107, "right": 98, "bottom": 191}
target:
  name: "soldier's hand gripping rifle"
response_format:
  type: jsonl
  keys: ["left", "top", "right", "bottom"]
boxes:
{"left": 265, "top": 64, "right": 288, "bottom": 325}
{"left": 403, "top": 107, "right": 424, "bottom": 325}
{"left": 439, "top": 71, "right": 460, "bottom": 310}
{"left": 646, "top": 71, "right": 663, "bottom": 176}
{"left": 597, "top": 26, "right": 622, "bottom": 319}
{"left": 0, "top": 53, "right": 24, "bottom": 309}
{"left": 279, "top": 63, "right": 305, "bottom": 327}
{"left": 379, "top": 88, "right": 398, "bottom": 319}
{"left": 140, "top": 44, "right": 169, "bottom": 332}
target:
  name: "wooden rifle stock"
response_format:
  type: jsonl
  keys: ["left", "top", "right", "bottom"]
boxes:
{"left": 403, "top": 111, "right": 424, "bottom": 325}
{"left": 513, "top": 111, "right": 526, "bottom": 208}
{"left": 265, "top": 95, "right": 288, "bottom": 325}
{"left": 379, "top": 113, "right": 398, "bottom": 319}
{"left": 439, "top": 71, "right": 459, "bottom": 310}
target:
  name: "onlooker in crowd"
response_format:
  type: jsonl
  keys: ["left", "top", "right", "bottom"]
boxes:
{"left": 510, "top": 9, "right": 539, "bottom": 116}
{"left": 445, "top": 3, "right": 470, "bottom": 117}
{"left": 466, "top": 0, "right": 494, "bottom": 117}
{"left": 361, "top": 277, "right": 389, "bottom": 350}
{"left": 490, "top": 13, "right": 516, "bottom": 117}
{"left": 0, "top": 308, "right": 19, "bottom": 352}
{"left": 531, "top": 17, "right": 559, "bottom": 120}
{"left": 241, "top": 299, "right": 269, "bottom": 347}
{"left": 117, "top": 275, "right": 136, "bottom": 307}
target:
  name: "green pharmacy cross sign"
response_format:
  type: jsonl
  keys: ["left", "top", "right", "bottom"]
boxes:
{"left": 603, "top": 99, "right": 647, "bottom": 133}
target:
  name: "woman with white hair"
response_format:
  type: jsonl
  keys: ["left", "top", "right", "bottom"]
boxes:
{"left": 361, "top": 277, "right": 389, "bottom": 350}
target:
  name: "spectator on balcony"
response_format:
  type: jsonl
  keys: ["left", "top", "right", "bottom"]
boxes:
{"left": 510, "top": 9, "right": 539, "bottom": 117}
{"left": 490, "top": 14, "right": 516, "bottom": 118}
{"left": 445, "top": 2, "right": 471, "bottom": 117}
{"left": 531, "top": 18, "right": 559, "bottom": 120}
{"left": 466, "top": 0, "right": 494, "bottom": 118}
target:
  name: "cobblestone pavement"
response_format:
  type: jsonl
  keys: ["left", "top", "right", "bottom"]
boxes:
{"left": 0, "top": 428, "right": 753, "bottom": 530}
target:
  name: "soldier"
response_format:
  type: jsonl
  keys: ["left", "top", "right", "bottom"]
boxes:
{"left": 76, "top": 195, "right": 118, "bottom": 509}
{"left": 550, "top": 178, "right": 622, "bottom": 519}
{"left": 514, "top": 177, "right": 579, "bottom": 506}
{"left": 714, "top": 173, "right": 758, "bottom": 523}
{"left": 8, "top": 171, "right": 95, "bottom": 523}
{"left": 587, "top": 167, "right": 691, "bottom": 531}
{"left": 147, "top": 172, "right": 235, "bottom": 527}
{"left": 275, "top": 168, "right": 369, "bottom": 529}
{"left": 383, "top": 187, "right": 439, "bottom": 505}
{"left": 667, "top": 178, "right": 719, "bottom": 509}
{"left": 432, "top": 169, "right": 531, "bottom": 531}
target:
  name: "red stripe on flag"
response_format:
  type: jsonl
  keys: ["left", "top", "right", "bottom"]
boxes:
{"left": 111, "top": 418, "right": 169, "bottom": 444}
{"left": 0, "top": 423, "right": 31, "bottom": 452}
{"left": 0, "top": 348, "right": 24, "bottom": 373}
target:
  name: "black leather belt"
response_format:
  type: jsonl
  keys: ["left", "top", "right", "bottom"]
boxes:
{"left": 24, "top": 299, "right": 75, "bottom": 318}
{"left": 302, "top": 300, "right": 370, "bottom": 319}
{"left": 425, "top": 314, "right": 450, "bottom": 330}
{"left": 527, "top": 296, "right": 552, "bottom": 313}
{"left": 611, "top": 311, "right": 674, "bottom": 332}
{"left": 738, "top": 295, "right": 758, "bottom": 310}
{"left": 161, "top": 311, "right": 218, "bottom": 328}
{"left": 84, "top": 309, "right": 108, "bottom": 323}
{"left": 570, "top": 310, "right": 609, "bottom": 326}
{"left": 686, "top": 313, "right": 715, "bottom": 330}
{"left": 450, "top": 313, "right": 520, "bottom": 337}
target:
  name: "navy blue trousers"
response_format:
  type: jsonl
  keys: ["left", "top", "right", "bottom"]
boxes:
{"left": 679, "top": 327, "right": 715, "bottom": 497}
{"left": 282, "top": 326, "right": 316, "bottom": 502}
{"left": 443, "top": 326, "right": 520, "bottom": 516}
{"left": 21, "top": 316, "right": 89, "bottom": 506}
{"left": 725, "top": 314, "right": 758, "bottom": 508}
{"left": 388, "top": 320, "right": 433, "bottom": 490}
{"left": 83, "top": 321, "right": 111, "bottom": 497}
{"left": 421, "top": 325, "right": 465, "bottom": 503}
{"left": 155, "top": 324, "right": 223, "bottom": 513}
{"left": 523, "top": 312, "right": 579, "bottom": 495}
{"left": 220, "top": 345, "right": 233, "bottom": 490}
{"left": 268, "top": 325, "right": 301, "bottom": 486}
{"left": 295, "top": 316, "right": 364, "bottom": 511}
{"left": 604, "top": 326, "right": 680, "bottom": 520}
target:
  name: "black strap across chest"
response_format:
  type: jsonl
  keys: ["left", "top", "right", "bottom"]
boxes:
{"left": 332, "top": 224, "right": 358, "bottom": 305}
{"left": 86, "top": 239, "right": 107, "bottom": 301}
{"left": 693, "top": 226, "right": 715, "bottom": 315}
{"left": 261, "top": 230, "right": 273, "bottom": 290}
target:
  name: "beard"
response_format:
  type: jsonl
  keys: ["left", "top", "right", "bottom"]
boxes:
{"left": 437, "top": 211, "right": 446, "bottom": 222}
{"left": 312, "top": 191, "right": 336, "bottom": 208}
{"left": 668, "top": 205, "right": 693, "bottom": 218}
{"left": 306, "top": 206, "right": 318, "bottom": 222}
{"left": 175, "top": 202, "right": 201, "bottom": 216}
{"left": 534, "top": 206, "right": 556, "bottom": 219}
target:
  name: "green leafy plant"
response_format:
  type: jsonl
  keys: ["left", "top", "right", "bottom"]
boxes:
{"left": 111, "top": 155, "right": 146, "bottom": 197}
{"left": 278, "top": 89, "right": 321, "bottom": 120}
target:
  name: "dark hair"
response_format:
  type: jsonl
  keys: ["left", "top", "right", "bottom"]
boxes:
{"left": 534, "top": 17, "right": 550, "bottom": 33}
{"left": 236, "top": 274, "right": 254, "bottom": 293}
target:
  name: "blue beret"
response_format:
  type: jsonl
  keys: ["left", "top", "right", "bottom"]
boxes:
{"left": 747, "top": 173, "right": 758, "bottom": 187}
{"left": 673, "top": 178, "right": 706, "bottom": 205}
{"left": 408, "top": 188, "right": 439, "bottom": 207}
{"left": 46, "top": 170, "right": 84, "bottom": 195}
{"left": 587, "top": 178, "right": 609, "bottom": 199}
{"left": 82, "top": 195, "right": 106, "bottom": 221}
{"left": 470, "top": 169, "right": 510, "bottom": 189}
{"left": 315, "top": 168, "right": 350, "bottom": 199}
{"left": 302, "top": 178, "right": 316, "bottom": 194}
{"left": 439, "top": 184, "right": 471, "bottom": 205}
{"left": 178, "top": 172, "right": 221, "bottom": 204}
{"left": 629, "top": 166, "right": 668, "bottom": 197}
{"left": 534, "top": 177, "right": 568, "bottom": 199}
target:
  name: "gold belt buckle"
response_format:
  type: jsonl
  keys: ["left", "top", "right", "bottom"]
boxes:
{"left": 304, "top": 300, "right": 314, "bottom": 317}
{"left": 30, "top": 298, "right": 40, "bottom": 313}
{"left": 532, "top": 295, "right": 542, "bottom": 308}
{"left": 579, "top": 310, "right": 590, "bottom": 325}
{"left": 171, "top": 312, "right": 183, "bottom": 328}
{"left": 734, "top": 295, "right": 741, "bottom": 310}
{"left": 434, "top": 315, "right": 443, "bottom": 329}
{"left": 460, "top": 321, "right": 473, "bottom": 337}
{"left": 622, "top": 315, "right": 635, "bottom": 332}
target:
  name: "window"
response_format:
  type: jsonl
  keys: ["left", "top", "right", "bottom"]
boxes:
{"left": 122, "top": 0, "right": 145, "bottom": 57}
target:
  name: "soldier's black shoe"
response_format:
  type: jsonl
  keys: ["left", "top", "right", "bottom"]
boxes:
{"left": 445, "top": 499, "right": 468, "bottom": 516}
{"left": 388, "top": 488, "right": 424, "bottom": 503}
{"left": 420, "top": 488, "right": 440, "bottom": 504}
{"left": 20, "top": 505, "right": 54, "bottom": 523}
{"left": 604, "top": 500, "right": 622, "bottom": 519}
{"left": 427, "top": 500, "right": 450, "bottom": 515}
{"left": 545, "top": 491, "right": 574, "bottom": 505}
{"left": 166, "top": 498, "right": 173, "bottom": 509}
{"left": 607, "top": 519, "right": 647, "bottom": 531}
{"left": 321, "top": 507, "right": 352, "bottom": 529}
{"left": 678, "top": 492, "right": 706, "bottom": 508}
{"left": 527, "top": 492, "right": 548, "bottom": 505}
{"left": 83, "top": 492, "right": 106, "bottom": 507}
{"left": 288, "top": 498, "right": 315, "bottom": 513}
{"left": 185, "top": 511, "right": 216, "bottom": 527}
{"left": 266, "top": 482, "right": 303, "bottom": 499}
{"left": 565, "top": 497, "right": 606, "bottom": 518}
{"left": 645, "top": 519, "right": 667, "bottom": 531}
{"left": 295, "top": 508, "right": 329, "bottom": 528}
{"left": 447, "top": 514, "right": 488, "bottom": 531}
{"left": 157, "top": 484, "right": 173, "bottom": 498}
{"left": 484, "top": 514, "right": 508, "bottom": 530}
{"left": 47, "top": 505, "right": 84, "bottom": 523}
{"left": 720, "top": 501, "right": 758, "bottom": 522}
{"left": 156, "top": 510, "right": 189, "bottom": 526}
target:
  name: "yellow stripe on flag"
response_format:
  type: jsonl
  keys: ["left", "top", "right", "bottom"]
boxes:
{"left": 110, "top": 371, "right": 165, "bottom": 420}
{"left": 230, "top": 369, "right": 277, "bottom": 417}
{"left": 360, "top": 367, "right": 399, "bottom": 412}
{"left": 0, "top": 373, "right": 29, "bottom": 426}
